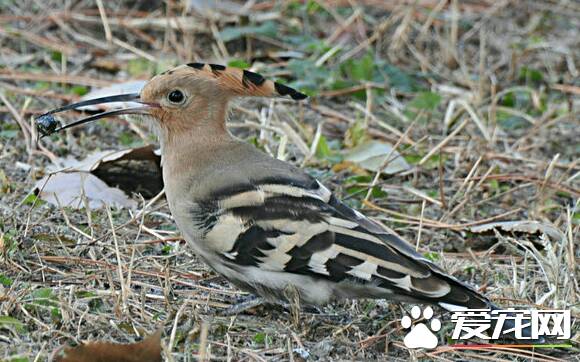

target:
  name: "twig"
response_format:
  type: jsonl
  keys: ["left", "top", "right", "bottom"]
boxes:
{"left": 95, "top": 0, "right": 113, "bottom": 43}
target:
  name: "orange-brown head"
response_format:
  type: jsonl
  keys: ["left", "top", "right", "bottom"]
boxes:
{"left": 36, "top": 63, "right": 307, "bottom": 139}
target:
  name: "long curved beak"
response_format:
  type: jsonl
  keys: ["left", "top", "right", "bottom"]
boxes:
{"left": 36, "top": 93, "right": 158, "bottom": 137}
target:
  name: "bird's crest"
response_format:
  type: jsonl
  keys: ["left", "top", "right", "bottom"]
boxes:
{"left": 158, "top": 63, "right": 308, "bottom": 100}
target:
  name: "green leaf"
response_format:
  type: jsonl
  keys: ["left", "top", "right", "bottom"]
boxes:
{"left": 22, "top": 193, "right": 45, "bottom": 207}
{"left": 51, "top": 307, "right": 62, "bottom": 320}
{"left": 7, "top": 358, "right": 29, "bottom": 362}
{"left": 500, "top": 91, "right": 533, "bottom": 110}
{"left": 423, "top": 252, "right": 440, "bottom": 262}
{"left": 371, "top": 186, "right": 388, "bottom": 198}
{"left": 161, "top": 245, "right": 172, "bottom": 254}
{"left": 284, "top": 35, "right": 327, "bottom": 53}
{"left": 405, "top": 153, "right": 445, "bottom": 170}
{"left": 70, "top": 85, "right": 89, "bottom": 96}
{"left": 345, "top": 175, "right": 372, "bottom": 184}
{"left": 227, "top": 59, "right": 251, "bottom": 69}
{"left": 0, "top": 316, "right": 25, "bottom": 333}
{"left": 346, "top": 186, "right": 365, "bottom": 195}
{"left": 287, "top": 59, "right": 334, "bottom": 94}
{"left": 127, "top": 59, "right": 154, "bottom": 77}
{"left": 383, "top": 64, "right": 420, "bottom": 92}
{"left": 306, "top": 0, "right": 322, "bottom": 14}
{"left": 75, "top": 291, "right": 97, "bottom": 298}
{"left": 219, "top": 21, "right": 278, "bottom": 42}
{"left": 501, "top": 92, "right": 516, "bottom": 107}
{"left": 27, "top": 287, "right": 57, "bottom": 307}
{"left": 344, "top": 119, "right": 367, "bottom": 148}
{"left": 329, "top": 78, "right": 351, "bottom": 91}
{"left": 407, "top": 92, "right": 442, "bottom": 111}
{"left": 0, "top": 274, "right": 12, "bottom": 287}
{"left": 33, "top": 288, "right": 54, "bottom": 299}
{"left": 254, "top": 332, "right": 266, "bottom": 344}
{"left": 22, "top": 193, "right": 37, "bottom": 205}
{"left": 34, "top": 81, "right": 51, "bottom": 90}
{"left": 343, "top": 53, "right": 375, "bottom": 82}
{"left": 119, "top": 131, "right": 141, "bottom": 147}
{"left": 2, "top": 122, "right": 19, "bottom": 131}
{"left": 50, "top": 51, "right": 62, "bottom": 62}
{"left": 488, "top": 179, "right": 500, "bottom": 193}
{"left": 519, "top": 66, "right": 544, "bottom": 83}
{"left": 497, "top": 115, "right": 529, "bottom": 130}
{"left": 341, "top": 53, "right": 422, "bottom": 94}
{"left": 426, "top": 189, "right": 438, "bottom": 198}
{"left": 0, "top": 130, "right": 18, "bottom": 139}
{"left": 316, "top": 135, "right": 332, "bottom": 159}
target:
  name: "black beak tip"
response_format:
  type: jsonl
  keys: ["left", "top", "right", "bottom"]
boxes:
{"left": 36, "top": 113, "right": 61, "bottom": 137}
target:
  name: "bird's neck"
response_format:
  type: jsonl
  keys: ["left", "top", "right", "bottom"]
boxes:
{"left": 157, "top": 111, "right": 242, "bottom": 205}
{"left": 161, "top": 122, "right": 232, "bottom": 172}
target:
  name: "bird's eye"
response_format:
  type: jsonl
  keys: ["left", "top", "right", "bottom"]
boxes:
{"left": 168, "top": 90, "right": 185, "bottom": 104}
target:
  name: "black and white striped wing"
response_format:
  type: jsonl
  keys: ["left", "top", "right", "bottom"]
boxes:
{"left": 194, "top": 177, "right": 489, "bottom": 308}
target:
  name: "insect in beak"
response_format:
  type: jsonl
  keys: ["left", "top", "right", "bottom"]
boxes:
{"left": 35, "top": 93, "right": 159, "bottom": 137}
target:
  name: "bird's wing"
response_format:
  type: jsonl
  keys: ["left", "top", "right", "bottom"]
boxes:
{"left": 195, "top": 175, "right": 490, "bottom": 309}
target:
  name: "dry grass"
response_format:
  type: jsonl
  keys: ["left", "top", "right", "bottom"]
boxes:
{"left": 0, "top": 0, "right": 578, "bottom": 361}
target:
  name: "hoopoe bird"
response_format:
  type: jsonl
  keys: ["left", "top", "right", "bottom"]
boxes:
{"left": 38, "top": 63, "right": 535, "bottom": 339}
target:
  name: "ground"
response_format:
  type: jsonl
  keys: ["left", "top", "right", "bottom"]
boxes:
{"left": 0, "top": 1, "right": 578, "bottom": 361}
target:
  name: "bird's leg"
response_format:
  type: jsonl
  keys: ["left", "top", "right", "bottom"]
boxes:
{"left": 220, "top": 295, "right": 265, "bottom": 316}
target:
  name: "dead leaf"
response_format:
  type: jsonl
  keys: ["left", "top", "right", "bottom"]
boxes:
{"left": 344, "top": 140, "right": 411, "bottom": 175}
{"left": 91, "top": 146, "right": 163, "bottom": 199}
{"left": 50, "top": 145, "right": 160, "bottom": 172}
{"left": 52, "top": 329, "right": 162, "bottom": 362}
{"left": 35, "top": 172, "right": 137, "bottom": 209}
{"left": 35, "top": 146, "right": 163, "bottom": 208}
{"left": 469, "top": 220, "right": 564, "bottom": 244}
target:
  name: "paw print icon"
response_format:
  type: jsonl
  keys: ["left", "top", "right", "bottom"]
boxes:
{"left": 401, "top": 306, "right": 441, "bottom": 349}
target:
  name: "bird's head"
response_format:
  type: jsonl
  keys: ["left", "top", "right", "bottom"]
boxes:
{"left": 36, "top": 63, "right": 307, "bottom": 141}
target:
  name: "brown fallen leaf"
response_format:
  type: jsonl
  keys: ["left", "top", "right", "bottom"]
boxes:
{"left": 52, "top": 329, "right": 162, "bottom": 362}
{"left": 90, "top": 145, "right": 163, "bottom": 199}
{"left": 35, "top": 172, "right": 138, "bottom": 209}
{"left": 454, "top": 220, "right": 564, "bottom": 252}
{"left": 468, "top": 220, "right": 564, "bottom": 244}
{"left": 34, "top": 145, "right": 163, "bottom": 209}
